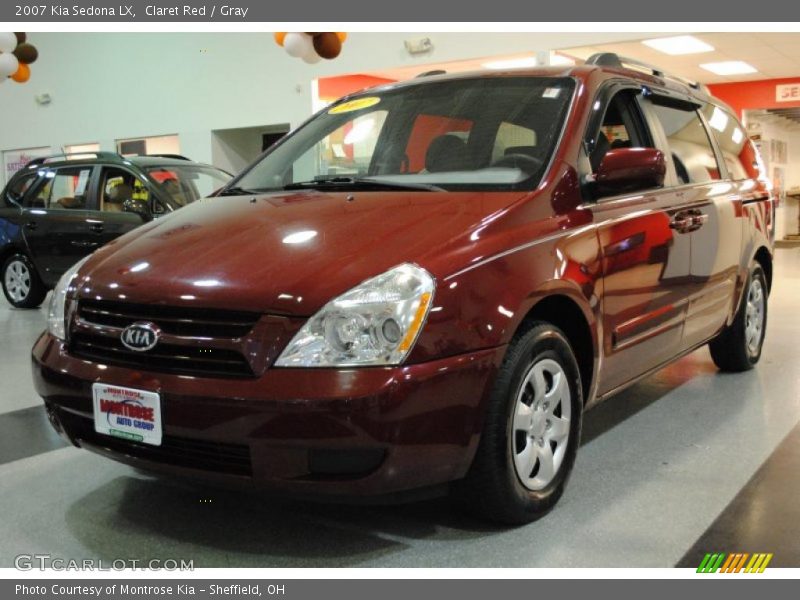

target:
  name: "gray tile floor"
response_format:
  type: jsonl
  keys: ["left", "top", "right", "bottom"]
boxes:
{"left": 1, "top": 249, "right": 799, "bottom": 568}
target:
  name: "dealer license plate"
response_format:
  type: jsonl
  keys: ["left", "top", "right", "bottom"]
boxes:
{"left": 92, "top": 383, "right": 162, "bottom": 446}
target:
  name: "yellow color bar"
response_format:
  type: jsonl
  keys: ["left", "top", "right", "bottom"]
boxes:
{"left": 758, "top": 554, "right": 773, "bottom": 573}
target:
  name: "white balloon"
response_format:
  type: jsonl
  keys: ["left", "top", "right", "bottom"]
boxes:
{"left": 0, "top": 52, "right": 19, "bottom": 78}
{"left": 283, "top": 33, "right": 313, "bottom": 59}
{"left": 302, "top": 51, "right": 321, "bottom": 64}
{"left": 0, "top": 32, "right": 17, "bottom": 53}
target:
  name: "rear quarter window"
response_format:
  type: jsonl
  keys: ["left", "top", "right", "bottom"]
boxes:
{"left": 701, "top": 104, "right": 760, "bottom": 180}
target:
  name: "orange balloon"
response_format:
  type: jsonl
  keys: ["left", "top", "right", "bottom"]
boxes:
{"left": 274, "top": 32, "right": 287, "bottom": 46}
{"left": 11, "top": 63, "right": 30, "bottom": 83}
{"left": 336, "top": 32, "right": 348, "bottom": 43}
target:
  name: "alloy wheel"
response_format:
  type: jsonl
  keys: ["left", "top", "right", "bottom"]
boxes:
{"left": 4, "top": 259, "right": 31, "bottom": 303}
{"left": 745, "top": 277, "right": 765, "bottom": 357}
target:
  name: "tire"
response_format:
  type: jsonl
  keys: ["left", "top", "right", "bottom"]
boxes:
{"left": 709, "top": 263, "right": 768, "bottom": 372}
{"left": 453, "top": 322, "right": 583, "bottom": 525}
{"left": 1, "top": 253, "right": 48, "bottom": 309}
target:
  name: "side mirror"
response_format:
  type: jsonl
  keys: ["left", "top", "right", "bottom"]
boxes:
{"left": 122, "top": 198, "right": 152, "bottom": 221}
{"left": 595, "top": 147, "right": 666, "bottom": 197}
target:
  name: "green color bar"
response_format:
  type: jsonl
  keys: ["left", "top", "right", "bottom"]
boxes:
{"left": 711, "top": 553, "right": 727, "bottom": 572}
{"left": 697, "top": 554, "right": 712, "bottom": 573}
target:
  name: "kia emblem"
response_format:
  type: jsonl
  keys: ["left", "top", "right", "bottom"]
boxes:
{"left": 120, "top": 322, "right": 160, "bottom": 352}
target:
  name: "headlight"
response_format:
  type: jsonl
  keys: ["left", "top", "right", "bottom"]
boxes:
{"left": 47, "top": 255, "right": 91, "bottom": 340}
{"left": 275, "top": 263, "right": 435, "bottom": 367}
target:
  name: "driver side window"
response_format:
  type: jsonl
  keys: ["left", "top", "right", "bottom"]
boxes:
{"left": 590, "top": 90, "right": 653, "bottom": 173}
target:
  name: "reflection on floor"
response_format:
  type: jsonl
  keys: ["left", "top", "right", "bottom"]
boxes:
{"left": 1, "top": 249, "right": 799, "bottom": 568}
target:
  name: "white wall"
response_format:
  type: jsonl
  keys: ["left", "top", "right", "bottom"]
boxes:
{"left": 0, "top": 31, "right": 652, "bottom": 184}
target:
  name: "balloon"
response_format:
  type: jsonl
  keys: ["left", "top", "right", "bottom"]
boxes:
{"left": 302, "top": 51, "right": 321, "bottom": 64}
{"left": 336, "top": 32, "right": 348, "bottom": 43}
{"left": 11, "top": 63, "right": 30, "bottom": 83}
{"left": 14, "top": 32, "right": 26, "bottom": 44}
{"left": 0, "top": 32, "right": 18, "bottom": 53}
{"left": 0, "top": 52, "right": 20, "bottom": 78}
{"left": 13, "top": 43, "right": 38, "bottom": 64}
{"left": 313, "top": 32, "right": 342, "bottom": 60}
{"left": 273, "top": 32, "right": 286, "bottom": 46}
{"left": 283, "top": 33, "right": 313, "bottom": 58}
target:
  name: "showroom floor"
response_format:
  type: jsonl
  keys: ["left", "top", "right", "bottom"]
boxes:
{"left": 1, "top": 250, "right": 799, "bottom": 568}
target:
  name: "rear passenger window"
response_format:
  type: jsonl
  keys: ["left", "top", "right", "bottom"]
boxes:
{"left": 27, "top": 167, "right": 92, "bottom": 209}
{"left": 700, "top": 104, "right": 759, "bottom": 180}
{"left": 649, "top": 103, "right": 721, "bottom": 185}
{"left": 6, "top": 172, "right": 38, "bottom": 203}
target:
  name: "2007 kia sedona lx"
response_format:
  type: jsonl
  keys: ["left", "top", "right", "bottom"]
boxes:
{"left": 33, "top": 54, "right": 774, "bottom": 524}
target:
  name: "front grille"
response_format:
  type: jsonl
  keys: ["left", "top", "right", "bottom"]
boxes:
{"left": 69, "top": 300, "right": 260, "bottom": 378}
{"left": 61, "top": 411, "right": 252, "bottom": 476}
{"left": 70, "top": 332, "right": 254, "bottom": 377}
{"left": 78, "top": 299, "right": 259, "bottom": 337}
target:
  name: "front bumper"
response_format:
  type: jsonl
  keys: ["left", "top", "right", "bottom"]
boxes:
{"left": 32, "top": 332, "right": 505, "bottom": 499}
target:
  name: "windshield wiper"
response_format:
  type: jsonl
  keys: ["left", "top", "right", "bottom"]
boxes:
{"left": 217, "top": 186, "right": 261, "bottom": 196}
{"left": 283, "top": 177, "right": 443, "bottom": 192}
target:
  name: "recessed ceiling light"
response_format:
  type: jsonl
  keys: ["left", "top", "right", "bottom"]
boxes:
{"left": 550, "top": 53, "right": 576, "bottom": 66}
{"left": 642, "top": 35, "right": 714, "bottom": 55}
{"left": 482, "top": 54, "right": 574, "bottom": 70}
{"left": 700, "top": 61, "right": 758, "bottom": 76}
{"left": 482, "top": 56, "right": 539, "bottom": 70}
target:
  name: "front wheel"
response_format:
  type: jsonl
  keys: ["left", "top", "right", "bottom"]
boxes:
{"left": 453, "top": 322, "right": 583, "bottom": 525}
{"left": 709, "top": 263, "right": 768, "bottom": 372}
{"left": 2, "top": 253, "right": 48, "bottom": 309}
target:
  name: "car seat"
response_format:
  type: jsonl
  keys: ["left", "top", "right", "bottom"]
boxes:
{"left": 425, "top": 134, "right": 468, "bottom": 173}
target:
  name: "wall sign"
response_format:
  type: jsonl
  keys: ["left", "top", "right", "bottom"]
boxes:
{"left": 776, "top": 83, "right": 800, "bottom": 103}
{"left": 2, "top": 146, "right": 50, "bottom": 185}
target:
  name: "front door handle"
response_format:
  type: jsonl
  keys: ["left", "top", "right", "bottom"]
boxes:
{"left": 669, "top": 216, "right": 694, "bottom": 233}
{"left": 670, "top": 210, "right": 707, "bottom": 234}
{"left": 70, "top": 240, "right": 100, "bottom": 248}
{"left": 25, "top": 221, "right": 37, "bottom": 230}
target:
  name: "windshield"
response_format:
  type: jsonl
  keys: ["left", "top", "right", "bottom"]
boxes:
{"left": 235, "top": 76, "right": 575, "bottom": 192}
{"left": 145, "top": 164, "right": 232, "bottom": 207}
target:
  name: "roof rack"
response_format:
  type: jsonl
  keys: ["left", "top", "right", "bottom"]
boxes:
{"left": 585, "top": 52, "right": 709, "bottom": 95}
{"left": 145, "top": 154, "right": 191, "bottom": 161}
{"left": 416, "top": 69, "right": 447, "bottom": 78}
{"left": 25, "top": 151, "right": 122, "bottom": 168}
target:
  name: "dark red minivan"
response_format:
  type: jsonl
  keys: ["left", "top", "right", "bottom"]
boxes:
{"left": 32, "top": 54, "right": 774, "bottom": 523}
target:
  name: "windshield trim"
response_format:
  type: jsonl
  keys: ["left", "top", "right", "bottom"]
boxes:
{"left": 224, "top": 75, "right": 579, "bottom": 195}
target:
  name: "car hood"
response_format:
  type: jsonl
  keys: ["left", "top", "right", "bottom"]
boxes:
{"left": 80, "top": 190, "right": 521, "bottom": 315}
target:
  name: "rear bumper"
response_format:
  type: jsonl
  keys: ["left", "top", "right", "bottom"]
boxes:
{"left": 32, "top": 332, "right": 505, "bottom": 498}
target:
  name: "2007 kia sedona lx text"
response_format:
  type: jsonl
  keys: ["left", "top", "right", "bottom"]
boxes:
{"left": 32, "top": 54, "right": 774, "bottom": 524}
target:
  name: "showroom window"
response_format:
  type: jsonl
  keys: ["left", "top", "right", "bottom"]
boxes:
{"left": 64, "top": 142, "right": 100, "bottom": 155}
{"left": 116, "top": 134, "right": 181, "bottom": 157}
{"left": 27, "top": 167, "right": 92, "bottom": 210}
{"left": 648, "top": 102, "right": 722, "bottom": 185}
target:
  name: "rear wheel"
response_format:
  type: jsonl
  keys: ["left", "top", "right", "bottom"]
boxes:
{"left": 709, "top": 263, "right": 768, "bottom": 372}
{"left": 453, "top": 322, "right": 583, "bottom": 524}
{"left": 1, "top": 253, "right": 47, "bottom": 309}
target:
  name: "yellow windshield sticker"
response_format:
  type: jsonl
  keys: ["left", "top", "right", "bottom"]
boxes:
{"left": 328, "top": 97, "right": 381, "bottom": 114}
